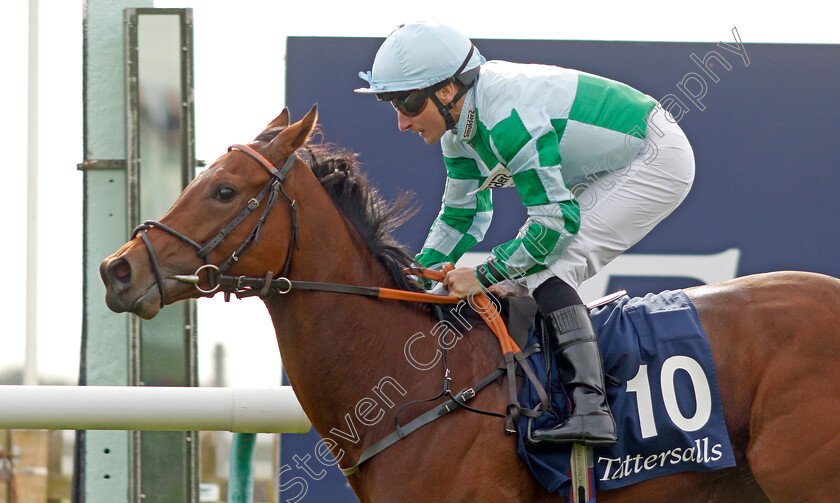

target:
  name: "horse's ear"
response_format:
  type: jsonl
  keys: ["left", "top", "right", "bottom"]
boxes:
{"left": 257, "top": 108, "right": 291, "bottom": 139}
{"left": 267, "top": 104, "right": 318, "bottom": 157}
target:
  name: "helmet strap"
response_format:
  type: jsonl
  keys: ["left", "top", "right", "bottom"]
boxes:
{"left": 432, "top": 43, "right": 479, "bottom": 130}
{"left": 427, "top": 80, "right": 475, "bottom": 130}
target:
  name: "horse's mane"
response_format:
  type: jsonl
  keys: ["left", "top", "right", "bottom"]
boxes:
{"left": 282, "top": 138, "right": 423, "bottom": 293}
{"left": 255, "top": 127, "right": 423, "bottom": 291}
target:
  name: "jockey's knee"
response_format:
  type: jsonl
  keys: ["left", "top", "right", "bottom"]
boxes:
{"left": 534, "top": 277, "right": 582, "bottom": 313}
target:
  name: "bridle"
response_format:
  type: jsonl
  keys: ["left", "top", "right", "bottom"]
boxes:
{"left": 131, "top": 144, "right": 299, "bottom": 307}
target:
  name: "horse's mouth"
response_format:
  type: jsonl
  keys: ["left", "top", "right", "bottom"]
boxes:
{"left": 102, "top": 252, "right": 203, "bottom": 319}
{"left": 103, "top": 281, "right": 161, "bottom": 320}
{"left": 113, "top": 276, "right": 200, "bottom": 320}
{"left": 130, "top": 283, "right": 164, "bottom": 320}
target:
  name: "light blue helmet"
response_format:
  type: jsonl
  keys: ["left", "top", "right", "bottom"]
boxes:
{"left": 355, "top": 21, "right": 485, "bottom": 95}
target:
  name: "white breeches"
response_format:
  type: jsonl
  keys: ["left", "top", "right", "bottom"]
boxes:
{"left": 526, "top": 107, "right": 696, "bottom": 292}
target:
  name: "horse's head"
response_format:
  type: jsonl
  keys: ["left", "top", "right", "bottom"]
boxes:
{"left": 100, "top": 106, "right": 318, "bottom": 319}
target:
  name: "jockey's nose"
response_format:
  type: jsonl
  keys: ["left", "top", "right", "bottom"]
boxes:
{"left": 397, "top": 111, "right": 413, "bottom": 132}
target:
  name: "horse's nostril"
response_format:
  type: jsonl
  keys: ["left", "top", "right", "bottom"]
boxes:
{"left": 111, "top": 258, "right": 132, "bottom": 283}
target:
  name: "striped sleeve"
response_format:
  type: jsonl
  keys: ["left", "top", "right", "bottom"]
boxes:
{"left": 475, "top": 107, "right": 580, "bottom": 285}
{"left": 415, "top": 155, "right": 493, "bottom": 270}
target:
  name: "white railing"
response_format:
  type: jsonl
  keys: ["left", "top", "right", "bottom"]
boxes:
{"left": 0, "top": 386, "right": 310, "bottom": 433}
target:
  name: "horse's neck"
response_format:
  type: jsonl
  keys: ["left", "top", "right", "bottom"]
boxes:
{"left": 264, "top": 195, "right": 441, "bottom": 444}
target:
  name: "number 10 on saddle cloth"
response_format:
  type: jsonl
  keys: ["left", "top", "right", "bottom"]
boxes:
{"left": 515, "top": 289, "right": 735, "bottom": 499}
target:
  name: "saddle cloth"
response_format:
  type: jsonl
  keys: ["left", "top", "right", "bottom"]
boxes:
{"left": 515, "top": 289, "right": 735, "bottom": 498}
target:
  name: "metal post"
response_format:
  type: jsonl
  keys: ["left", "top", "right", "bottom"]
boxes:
{"left": 82, "top": 4, "right": 202, "bottom": 501}
{"left": 80, "top": 1, "right": 152, "bottom": 501}
{"left": 25, "top": 0, "right": 39, "bottom": 388}
{"left": 228, "top": 433, "right": 258, "bottom": 503}
{"left": 124, "top": 8, "right": 199, "bottom": 502}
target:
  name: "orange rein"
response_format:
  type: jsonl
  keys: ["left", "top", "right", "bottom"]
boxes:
{"left": 380, "top": 268, "right": 522, "bottom": 354}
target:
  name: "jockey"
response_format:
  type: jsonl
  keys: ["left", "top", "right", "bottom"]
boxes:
{"left": 355, "top": 21, "right": 695, "bottom": 446}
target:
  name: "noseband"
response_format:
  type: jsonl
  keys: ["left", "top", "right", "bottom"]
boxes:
{"left": 131, "top": 144, "right": 299, "bottom": 307}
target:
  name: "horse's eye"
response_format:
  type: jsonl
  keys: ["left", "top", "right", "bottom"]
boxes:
{"left": 214, "top": 186, "right": 237, "bottom": 202}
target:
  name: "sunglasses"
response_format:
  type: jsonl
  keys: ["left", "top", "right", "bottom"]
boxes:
{"left": 390, "top": 91, "right": 429, "bottom": 117}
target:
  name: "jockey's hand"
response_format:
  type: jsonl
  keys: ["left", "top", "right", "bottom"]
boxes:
{"left": 442, "top": 266, "right": 481, "bottom": 298}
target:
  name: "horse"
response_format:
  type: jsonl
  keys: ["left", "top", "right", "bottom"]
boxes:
{"left": 100, "top": 106, "right": 840, "bottom": 503}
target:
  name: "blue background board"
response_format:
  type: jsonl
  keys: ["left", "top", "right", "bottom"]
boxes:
{"left": 278, "top": 37, "right": 840, "bottom": 501}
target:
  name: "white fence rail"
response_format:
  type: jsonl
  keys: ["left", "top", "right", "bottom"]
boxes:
{"left": 0, "top": 386, "right": 310, "bottom": 433}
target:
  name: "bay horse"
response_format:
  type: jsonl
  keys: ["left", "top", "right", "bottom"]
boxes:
{"left": 100, "top": 106, "right": 840, "bottom": 503}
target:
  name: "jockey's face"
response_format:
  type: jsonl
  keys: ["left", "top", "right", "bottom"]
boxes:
{"left": 397, "top": 97, "right": 446, "bottom": 144}
{"left": 396, "top": 83, "right": 461, "bottom": 145}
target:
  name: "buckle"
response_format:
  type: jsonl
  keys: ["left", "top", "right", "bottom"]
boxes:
{"left": 460, "top": 388, "right": 476, "bottom": 402}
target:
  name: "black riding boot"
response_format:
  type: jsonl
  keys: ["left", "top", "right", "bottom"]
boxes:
{"left": 531, "top": 304, "right": 618, "bottom": 446}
